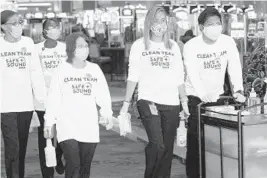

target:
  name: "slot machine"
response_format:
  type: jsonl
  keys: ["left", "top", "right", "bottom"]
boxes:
{"left": 105, "top": 7, "right": 121, "bottom": 47}
{"left": 172, "top": 5, "right": 191, "bottom": 41}
{"left": 121, "top": 6, "right": 135, "bottom": 44}
{"left": 135, "top": 5, "right": 147, "bottom": 39}
{"left": 190, "top": 4, "right": 205, "bottom": 36}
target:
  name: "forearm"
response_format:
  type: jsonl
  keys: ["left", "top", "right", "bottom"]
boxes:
{"left": 178, "top": 84, "right": 188, "bottom": 102}
{"left": 125, "top": 80, "right": 138, "bottom": 102}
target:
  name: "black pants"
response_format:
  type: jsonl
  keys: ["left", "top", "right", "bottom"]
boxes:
{"left": 36, "top": 111, "right": 63, "bottom": 178}
{"left": 60, "top": 139, "right": 97, "bottom": 178}
{"left": 186, "top": 96, "right": 230, "bottom": 178}
{"left": 1, "top": 111, "right": 33, "bottom": 178}
{"left": 137, "top": 99, "right": 180, "bottom": 178}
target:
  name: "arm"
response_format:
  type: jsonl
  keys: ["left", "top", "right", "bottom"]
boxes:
{"left": 124, "top": 41, "right": 141, "bottom": 103}
{"left": 227, "top": 38, "right": 244, "bottom": 94}
{"left": 183, "top": 43, "right": 206, "bottom": 99}
{"left": 30, "top": 42, "right": 47, "bottom": 104}
{"left": 44, "top": 69, "right": 62, "bottom": 127}
{"left": 95, "top": 66, "right": 113, "bottom": 119}
{"left": 172, "top": 43, "right": 189, "bottom": 116}
{"left": 172, "top": 42, "right": 187, "bottom": 101}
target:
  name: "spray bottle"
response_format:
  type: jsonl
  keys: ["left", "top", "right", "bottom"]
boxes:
{"left": 177, "top": 111, "right": 187, "bottom": 147}
{"left": 248, "top": 88, "right": 261, "bottom": 114}
{"left": 45, "top": 139, "right": 57, "bottom": 167}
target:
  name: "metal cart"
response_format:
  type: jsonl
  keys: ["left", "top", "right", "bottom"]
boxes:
{"left": 197, "top": 97, "right": 267, "bottom": 178}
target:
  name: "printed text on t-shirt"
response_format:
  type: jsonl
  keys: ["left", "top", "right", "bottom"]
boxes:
{"left": 64, "top": 73, "right": 97, "bottom": 96}
{"left": 40, "top": 52, "right": 66, "bottom": 69}
{"left": 142, "top": 50, "right": 174, "bottom": 69}
{"left": 197, "top": 50, "right": 227, "bottom": 70}
{"left": 1, "top": 51, "right": 31, "bottom": 69}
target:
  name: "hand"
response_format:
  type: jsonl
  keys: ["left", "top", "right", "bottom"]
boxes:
{"left": 181, "top": 101, "right": 190, "bottom": 118}
{"left": 105, "top": 116, "right": 114, "bottom": 130}
{"left": 44, "top": 124, "right": 55, "bottom": 139}
{"left": 120, "top": 101, "right": 130, "bottom": 114}
{"left": 201, "top": 93, "right": 219, "bottom": 103}
{"left": 233, "top": 93, "right": 246, "bottom": 103}
{"left": 99, "top": 116, "right": 114, "bottom": 130}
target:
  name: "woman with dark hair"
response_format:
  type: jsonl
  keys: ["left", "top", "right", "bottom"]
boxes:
{"left": 43, "top": 32, "right": 113, "bottom": 178}
{"left": 34, "top": 18, "right": 66, "bottom": 178}
{"left": 119, "top": 5, "right": 189, "bottom": 178}
{"left": 72, "top": 24, "right": 92, "bottom": 62}
{"left": 0, "top": 10, "right": 46, "bottom": 178}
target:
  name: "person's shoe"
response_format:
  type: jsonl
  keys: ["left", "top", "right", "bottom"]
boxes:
{"left": 55, "top": 160, "right": 64, "bottom": 175}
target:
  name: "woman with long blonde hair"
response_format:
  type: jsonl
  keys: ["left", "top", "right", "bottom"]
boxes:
{"left": 120, "top": 5, "right": 189, "bottom": 178}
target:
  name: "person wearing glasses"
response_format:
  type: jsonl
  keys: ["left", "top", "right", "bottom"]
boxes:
{"left": 34, "top": 18, "right": 67, "bottom": 178}
{"left": 44, "top": 32, "right": 113, "bottom": 178}
{"left": 0, "top": 10, "right": 46, "bottom": 178}
{"left": 120, "top": 5, "right": 189, "bottom": 178}
{"left": 183, "top": 7, "right": 246, "bottom": 178}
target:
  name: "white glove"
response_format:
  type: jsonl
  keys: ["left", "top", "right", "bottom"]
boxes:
{"left": 106, "top": 116, "right": 113, "bottom": 130}
{"left": 201, "top": 93, "right": 219, "bottom": 103}
{"left": 120, "top": 101, "right": 130, "bottom": 114}
{"left": 233, "top": 93, "right": 246, "bottom": 103}
{"left": 44, "top": 124, "right": 55, "bottom": 139}
{"left": 100, "top": 116, "right": 114, "bottom": 130}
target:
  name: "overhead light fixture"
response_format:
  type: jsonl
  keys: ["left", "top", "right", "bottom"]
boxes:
{"left": 25, "top": 13, "right": 33, "bottom": 19}
{"left": 46, "top": 12, "right": 56, "bottom": 18}
{"left": 18, "top": 7, "right": 28, "bottom": 11}
{"left": 18, "top": 3, "right": 52, "bottom": 7}
{"left": 57, "top": 13, "right": 67, "bottom": 18}
{"left": 34, "top": 12, "right": 43, "bottom": 19}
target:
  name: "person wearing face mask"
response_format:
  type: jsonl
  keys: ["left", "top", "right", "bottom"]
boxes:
{"left": 34, "top": 18, "right": 67, "bottom": 178}
{"left": 43, "top": 32, "right": 113, "bottom": 178}
{"left": 0, "top": 10, "right": 46, "bottom": 178}
{"left": 119, "top": 5, "right": 189, "bottom": 178}
{"left": 183, "top": 7, "right": 246, "bottom": 178}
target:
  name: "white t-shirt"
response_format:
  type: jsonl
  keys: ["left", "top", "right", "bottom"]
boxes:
{"left": 44, "top": 61, "right": 113, "bottom": 143}
{"left": 34, "top": 41, "right": 67, "bottom": 110}
{"left": 0, "top": 36, "right": 46, "bottom": 113}
{"left": 183, "top": 34, "right": 243, "bottom": 99}
{"left": 127, "top": 38, "right": 184, "bottom": 105}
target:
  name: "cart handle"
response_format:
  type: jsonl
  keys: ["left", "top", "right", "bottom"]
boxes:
{"left": 238, "top": 102, "right": 267, "bottom": 114}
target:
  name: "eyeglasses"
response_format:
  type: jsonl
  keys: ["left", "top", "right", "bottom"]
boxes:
{"left": 5, "top": 20, "right": 24, "bottom": 26}
{"left": 204, "top": 22, "right": 222, "bottom": 27}
{"left": 47, "top": 26, "right": 61, "bottom": 30}
{"left": 76, "top": 44, "right": 89, "bottom": 48}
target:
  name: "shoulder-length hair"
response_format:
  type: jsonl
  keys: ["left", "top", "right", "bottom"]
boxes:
{"left": 65, "top": 32, "right": 90, "bottom": 63}
{"left": 143, "top": 5, "right": 172, "bottom": 50}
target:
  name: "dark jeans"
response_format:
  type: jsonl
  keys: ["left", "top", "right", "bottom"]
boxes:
{"left": 60, "top": 139, "right": 97, "bottom": 178}
{"left": 137, "top": 99, "right": 180, "bottom": 178}
{"left": 36, "top": 111, "right": 63, "bottom": 178}
{"left": 1, "top": 111, "right": 33, "bottom": 178}
{"left": 186, "top": 96, "right": 230, "bottom": 178}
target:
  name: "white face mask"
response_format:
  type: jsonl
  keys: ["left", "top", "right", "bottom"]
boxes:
{"left": 151, "top": 23, "right": 167, "bottom": 37}
{"left": 203, "top": 25, "right": 222, "bottom": 41}
{"left": 74, "top": 48, "right": 89, "bottom": 61}
{"left": 46, "top": 28, "right": 61, "bottom": 40}
{"left": 9, "top": 25, "right": 23, "bottom": 39}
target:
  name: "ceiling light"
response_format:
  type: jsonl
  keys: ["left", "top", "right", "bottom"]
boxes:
{"left": 18, "top": 7, "right": 28, "bottom": 11}
{"left": 18, "top": 3, "right": 52, "bottom": 7}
